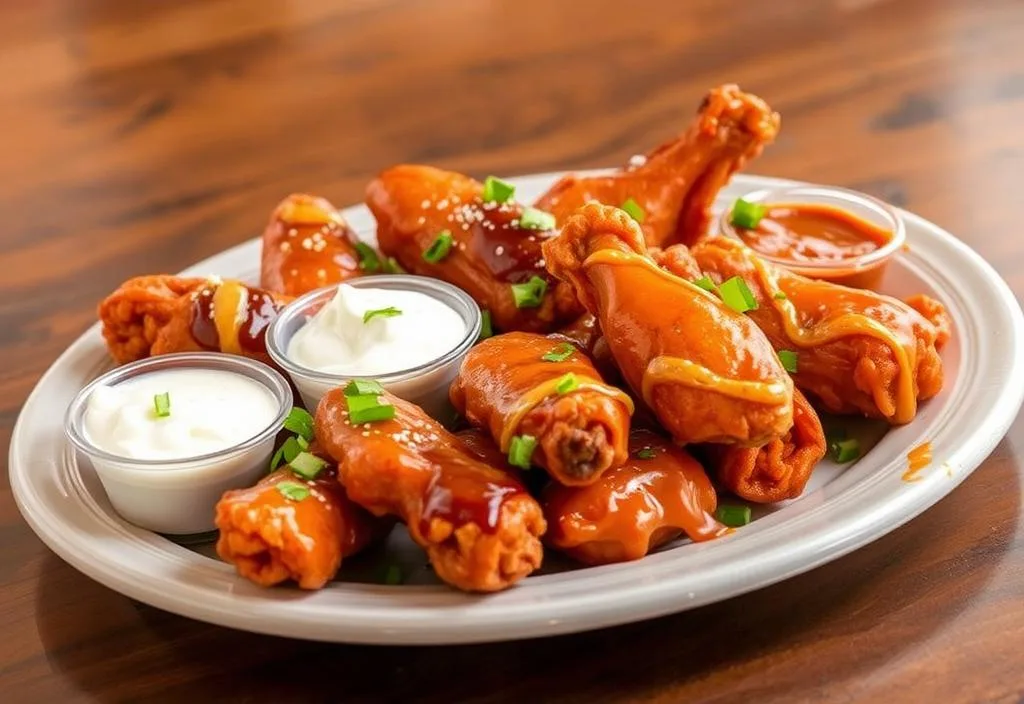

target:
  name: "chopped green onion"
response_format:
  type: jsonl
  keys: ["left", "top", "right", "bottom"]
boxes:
{"left": 692, "top": 275, "right": 717, "bottom": 293}
{"left": 346, "top": 393, "right": 396, "bottom": 424}
{"left": 355, "top": 242, "right": 381, "bottom": 272}
{"left": 620, "top": 198, "right": 646, "bottom": 224}
{"left": 422, "top": 230, "right": 454, "bottom": 263}
{"left": 153, "top": 392, "right": 170, "bottom": 418}
{"left": 283, "top": 407, "right": 314, "bottom": 441}
{"left": 290, "top": 451, "right": 327, "bottom": 480}
{"left": 270, "top": 435, "right": 304, "bottom": 471}
{"left": 277, "top": 481, "right": 310, "bottom": 502}
{"left": 718, "top": 276, "right": 759, "bottom": 314}
{"left": 478, "top": 309, "right": 493, "bottom": 340}
{"left": 344, "top": 379, "right": 385, "bottom": 396}
{"left": 830, "top": 437, "right": 861, "bottom": 463}
{"left": 363, "top": 306, "right": 403, "bottom": 324}
{"left": 508, "top": 434, "right": 538, "bottom": 470}
{"left": 635, "top": 447, "right": 657, "bottom": 460}
{"left": 773, "top": 291, "right": 787, "bottom": 301}
{"left": 731, "top": 198, "right": 766, "bottom": 229}
{"left": 383, "top": 256, "right": 406, "bottom": 274}
{"left": 511, "top": 276, "right": 548, "bottom": 308}
{"left": 518, "top": 207, "right": 556, "bottom": 231}
{"left": 541, "top": 342, "right": 575, "bottom": 363}
{"left": 384, "top": 564, "right": 403, "bottom": 585}
{"left": 715, "top": 504, "right": 752, "bottom": 527}
{"left": 777, "top": 350, "right": 798, "bottom": 374}
{"left": 297, "top": 436, "right": 310, "bottom": 450}
{"left": 482, "top": 176, "right": 515, "bottom": 203}
{"left": 554, "top": 373, "right": 579, "bottom": 395}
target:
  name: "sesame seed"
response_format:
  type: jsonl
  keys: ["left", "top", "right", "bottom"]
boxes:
{"left": 288, "top": 228, "right": 298, "bottom": 237}
{"left": 421, "top": 199, "right": 431, "bottom": 208}
{"left": 361, "top": 431, "right": 370, "bottom": 437}
{"left": 301, "top": 238, "right": 313, "bottom": 250}
{"left": 628, "top": 154, "right": 647, "bottom": 168}
{"left": 279, "top": 241, "right": 292, "bottom": 253}
{"left": 317, "top": 269, "right": 326, "bottom": 278}
{"left": 495, "top": 245, "right": 505, "bottom": 255}
{"left": 290, "top": 268, "right": 298, "bottom": 276}
{"left": 437, "top": 199, "right": 449, "bottom": 209}
{"left": 417, "top": 216, "right": 426, "bottom": 225}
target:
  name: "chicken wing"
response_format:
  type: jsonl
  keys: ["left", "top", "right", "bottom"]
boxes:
{"left": 450, "top": 331, "right": 633, "bottom": 486}
{"left": 366, "top": 165, "right": 582, "bottom": 333}
{"left": 215, "top": 463, "right": 384, "bottom": 590}
{"left": 534, "top": 84, "right": 779, "bottom": 247}
{"left": 542, "top": 203, "right": 794, "bottom": 446}
{"left": 98, "top": 275, "right": 290, "bottom": 365}
{"left": 260, "top": 193, "right": 368, "bottom": 296}
{"left": 543, "top": 430, "right": 726, "bottom": 565}
{"left": 686, "top": 237, "right": 945, "bottom": 423}
{"left": 315, "top": 388, "right": 545, "bottom": 592}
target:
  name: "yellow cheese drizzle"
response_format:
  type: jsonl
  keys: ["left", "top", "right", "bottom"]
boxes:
{"left": 278, "top": 198, "right": 344, "bottom": 226}
{"left": 498, "top": 376, "right": 635, "bottom": 452}
{"left": 211, "top": 281, "right": 248, "bottom": 355}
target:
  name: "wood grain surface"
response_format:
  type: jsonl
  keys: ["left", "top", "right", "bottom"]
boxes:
{"left": 3, "top": 0, "right": 1023, "bottom": 701}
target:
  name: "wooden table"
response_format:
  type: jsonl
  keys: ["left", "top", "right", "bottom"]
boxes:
{"left": 2, "top": 0, "right": 1022, "bottom": 701}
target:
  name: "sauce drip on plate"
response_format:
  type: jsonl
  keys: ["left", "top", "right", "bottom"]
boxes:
{"left": 902, "top": 441, "right": 933, "bottom": 482}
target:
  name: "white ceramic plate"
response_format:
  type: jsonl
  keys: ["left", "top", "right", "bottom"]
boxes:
{"left": 10, "top": 174, "right": 1024, "bottom": 645}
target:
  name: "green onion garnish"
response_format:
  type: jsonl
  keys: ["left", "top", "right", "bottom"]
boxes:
{"left": 383, "top": 256, "right": 406, "bottom": 274}
{"left": 541, "top": 342, "right": 575, "bottom": 363}
{"left": 773, "top": 291, "right": 787, "bottom": 301}
{"left": 731, "top": 198, "right": 766, "bottom": 229}
{"left": 363, "top": 306, "right": 402, "bottom": 324}
{"left": 715, "top": 504, "right": 752, "bottom": 527}
{"left": 508, "top": 434, "right": 538, "bottom": 470}
{"left": 692, "top": 275, "right": 717, "bottom": 293}
{"left": 277, "top": 481, "right": 310, "bottom": 502}
{"left": 718, "top": 276, "right": 759, "bottom": 314}
{"left": 635, "top": 447, "right": 657, "bottom": 460}
{"left": 297, "top": 436, "right": 310, "bottom": 450}
{"left": 511, "top": 276, "right": 548, "bottom": 308}
{"left": 830, "top": 438, "right": 861, "bottom": 463}
{"left": 777, "top": 350, "right": 798, "bottom": 374}
{"left": 478, "top": 309, "right": 493, "bottom": 340}
{"left": 153, "top": 392, "right": 170, "bottom": 418}
{"left": 384, "top": 564, "right": 403, "bottom": 585}
{"left": 482, "top": 176, "right": 515, "bottom": 204}
{"left": 554, "top": 373, "right": 579, "bottom": 395}
{"left": 518, "top": 207, "right": 556, "bottom": 231}
{"left": 355, "top": 242, "right": 381, "bottom": 272}
{"left": 423, "top": 230, "right": 454, "bottom": 263}
{"left": 344, "top": 379, "right": 385, "bottom": 396}
{"left": 290, "top": 451, "right": 327, "bottom": 480}
{"left": 621, "top": 198, "right": 646, "bottom": 224}
{"left": 346, "top": 393, "right": 396, "bottom": 424}
{"left": 270, "top": 435, "right": 304, "bottom": 471}
{"left": 283, "top": 407, "right": 314, "bottom": 441}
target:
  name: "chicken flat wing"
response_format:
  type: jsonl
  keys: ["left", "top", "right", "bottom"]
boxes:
{"left": 98, "top": 275, "right": 291, "bottom": 365}
{"left": 366, "top": 165, "right": 582, "bottom": 333}
{"left": 315, "top": 388, "right": 545, "bottom": 592}
{"left": 260, "top": 193, "right": 368, "bottom": 296}
{"left": 542, "top": 203, "right": 793, "bottom": 446}
{"left": 534, "top": 84, "right": 780, "bottom": 247}
{"left": 687, "top": 237, "right": 945, "bottom": 424}
{"left": 450, "top": 331, "right": 633, "bottom": 486}
{"left": 699, "top": 389, "right": 826, "bottom": 503}
{"left": 543, "top": 430, "right": 726, "bottom": 565}
{"left": 215, "top": 464, "right": 385, "bottom": 590}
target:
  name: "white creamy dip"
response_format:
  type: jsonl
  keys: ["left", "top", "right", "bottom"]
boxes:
{"left": 83, "top": 368, "right": 279, "bottom": 461}
{"left": 286, "top": 284, "right": 467, "bottom": 376}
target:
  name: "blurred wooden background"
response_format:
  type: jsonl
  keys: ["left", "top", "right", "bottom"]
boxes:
{"left": 1, "top": 0, "right": 1022, "bottom": 702}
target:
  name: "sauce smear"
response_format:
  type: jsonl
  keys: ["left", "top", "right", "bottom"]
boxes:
{"left": 738, "top": 203, "right": 892, "bottom": 263}
{"left": 902, "top": 441, "right": 933, "bottom": 482}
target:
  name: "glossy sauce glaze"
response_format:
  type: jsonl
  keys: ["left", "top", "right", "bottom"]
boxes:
{"left": 543, "top": 430, "right": 727, "bottom": 565}
{"left": 189, "top": 280, "right": 285, "bottom": 356}
{"left": 737, "top": 203, "right": 892, "bottom": 262}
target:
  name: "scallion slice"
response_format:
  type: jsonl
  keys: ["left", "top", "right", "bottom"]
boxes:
{"left": 773, "top": 291, "right": 787, "bottom": 301}
{"left": 423, "top": 230, "right": 454, "bottom": 263}
{"left": 277, "top": 481, "right": 310, "bottom": 502}
{"left": 482, "top": 176, "right": 515, "bottom": 203}
{"left": 290, "top": 451, "right": 327, "bottom": 480}
{"left": 518, "top": 207, "right": 556, "bottom": 231}
{"left": 363, "top": 306, "right": 402, "bottom": 324}
{"left": 355, "top": 242, "right": 381, "bottom": 272}
{"left": 777, "top": 350, "right": 798, "bottom": 374}
{"left": 830, "top": 437, "right": 861, "bottom": 463}
{"left": 621, "top": 198, "right": 646, "bottom": 224}
{"left": 554, "top": 373, "right": 579, "bottom": 395}
{"left": 715, "top": 504, "right": 752, "bottom": 527}
{"left": 346, "top": 393, "right": 396, "bottom": 424}
{"left": 270, "top": 435, "right": 304, "bottom": 471}
{"left": 635, "top": 447, "right": 657, "bottom": 460}
{"left": 478, "top": 309, "right": 493, "bottom": 340}
{"left": 153, "top": 392, "right": 170, "bottom": 418}
{"left": 731, "top": 198, "right": 766, "bottom": 229}
{"left": 541, "top": 342, "right": 575, "bottom": 363}
{"left": 718, "top": 276, "right": 759, "bottom": 314}
{"left": 692, "top": 275, "right": 717, "bottom": 293}
{"left": 507, "top": 434, "right": 538, "bottom": 470}
{"left": 511, "top": 276, "right": 548, "bottom": 308}
{"left": 344, "top": 379, "right": 385, "bottom": 396}
{"left": 283, "top": 406, "right": 314, "bottom": 441}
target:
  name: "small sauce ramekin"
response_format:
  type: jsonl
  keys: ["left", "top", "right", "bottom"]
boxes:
{"left": 266, "top": 275, "right": 481, "bottom": 420}
{"left": 718, "top": 185, "right": 906, "bottom": 290}
{"left": 64, "top": 352, "right": 292, "bottom": 535}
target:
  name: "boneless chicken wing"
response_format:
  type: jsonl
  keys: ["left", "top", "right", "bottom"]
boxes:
{"left": 315, "top": 389, "right": 545, "bottom": 592}
{"left": 98, "top": 275, "right": 290, "bottom": 365}
{"left": 450, "top": 331, "right": 633, "bottom": 486}
{"left": 543, "top": 203, "right": 793, "bottom": 446}
{"left": 535, "top": 84, "right": 780, "bottom": 247}
{"left": 366, "top": 165, "right": 582, "bottom": 333}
